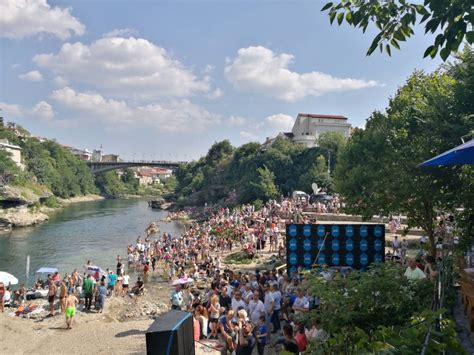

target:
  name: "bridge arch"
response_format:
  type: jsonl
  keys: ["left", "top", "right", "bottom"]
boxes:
{"left": 86, "top": 161, "right": 185, "bottom": 175}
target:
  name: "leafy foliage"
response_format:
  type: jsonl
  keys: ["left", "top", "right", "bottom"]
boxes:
{"left": 0, "top": 150, "right": 20, "bottom": 176}
{"left": 309, "top": 263, "right": 464, "bottom": 353}
{"left": 21, "top": 139, "right": 96, "bottom": 198}
{"left": 317, "top": 131, "right": 347, "bottom": 157}
{"left": 322, "top": 0, "right": 473, "bottom": 60}
{"left": 174, "top": 138, "right": 334, "bottom": 205}
{"left": 334, "top": 52, "right": 474, "bottom": 255}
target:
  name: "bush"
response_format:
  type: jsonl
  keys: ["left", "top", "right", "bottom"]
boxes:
{"left": 224, "top": 251, "right": 253, "bottom": 265}
{"left": 43, "top": 196, "right": 61, "bottom": 208}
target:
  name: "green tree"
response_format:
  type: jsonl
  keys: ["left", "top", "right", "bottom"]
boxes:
{"left": 298, "top": 155, "right": 330, "bottom": 193}
{"left": 0, "top": 150, "right": 19, "bottom": 176}
{"left": 95, "top": 171, "right": 125, "bottom": 197}
{"left": 308, "top": 264, "right": 463, "bottom": 353}
{"left": 335, "top": 63, "right": 474, "bottom": 256}
{"left": 322, "top": 0, "right": 473, "bottom": 60}
{"left": 121, "top": 168, "right": 139, "bottom": 193}
{"left": 247, "top": 166, "right": 279, "bottom": 202}
{"left": 317, "top": 131, "right": 347, "bottom": 157}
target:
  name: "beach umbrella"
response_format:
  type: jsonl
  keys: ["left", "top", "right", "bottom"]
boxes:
{"left": 419, "top": 139, "right": 474, "bottom": 167}
{"left": 0, "top": 271, "right": 19, "bottom": 286}
{"left": 36, "top": 267, "right": 58, "bottom": 274}
{"left": 171, "top": 277, "right": 194, "bottom": 286}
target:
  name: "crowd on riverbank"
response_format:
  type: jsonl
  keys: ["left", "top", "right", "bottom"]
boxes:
{"left": 0, "top": 197, "right": 456, "bottom": 354}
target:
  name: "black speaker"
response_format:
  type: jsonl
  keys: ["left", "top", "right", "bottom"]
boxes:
{"left": 145, "top": 310, "right": 195, "bottom": 355}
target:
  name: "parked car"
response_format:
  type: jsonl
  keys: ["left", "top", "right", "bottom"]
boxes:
{"left": 309, "top": 193, "right": 333, "bottom": 204}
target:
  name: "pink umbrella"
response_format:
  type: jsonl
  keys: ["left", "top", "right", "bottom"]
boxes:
{"left": 171, "top": 277, "right": 194, "bottom": 286}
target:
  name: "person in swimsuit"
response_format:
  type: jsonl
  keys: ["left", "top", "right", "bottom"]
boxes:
{"left": 48, "top": 280, "right": 57, "bottom": 316}
{"left": 65, "top": 293, "right": 78, "bottom": 329}
{"left": 59, "top": 280, "right": 68, "bottom": 313}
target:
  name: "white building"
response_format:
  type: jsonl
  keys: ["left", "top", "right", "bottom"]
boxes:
{"left": 290, "top": 113, "right": 352, "bottom": 148}
{"left": 71, "top": 148, "right": 92, "bottom": 161}
{"left": 0, "top": 139, "right": 23, "bottom": 169}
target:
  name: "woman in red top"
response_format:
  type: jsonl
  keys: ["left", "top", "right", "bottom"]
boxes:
{"left": 295, "top": 323, "right": 308, "bottom": 352}
{"left": 0, "top": 282, "right": 5, "bottom": 312}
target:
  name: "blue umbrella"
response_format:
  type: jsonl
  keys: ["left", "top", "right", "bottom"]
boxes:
{"left": 420, "top": 139, "right": 474, "bottom": 167}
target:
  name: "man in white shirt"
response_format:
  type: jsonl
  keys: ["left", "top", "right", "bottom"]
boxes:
{"left": 231, "top": 290, "right": 247, "bottom": 314}
{"left": 263, "top": 284, "right": 274, "bottom": 331}
{"left": 271, "top": 284, "right": 281, "bottom": 332}
{"left": 248, "top": 291, "right": 265, "bottom": 324}
{"left": 404, "top": 258, "right": 426, "bottom": 281}
{"left": 292, "top": 288, "right": 309, "bottom": 315}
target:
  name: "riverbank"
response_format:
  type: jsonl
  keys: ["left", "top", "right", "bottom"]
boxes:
{"left": 0, "top": 244, "right": 278, "bottom": 355}
{"left": 0, "top": 194, "right": 105, "bottom": 232}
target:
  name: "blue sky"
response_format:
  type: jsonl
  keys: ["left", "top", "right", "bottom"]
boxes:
{"left": 0, "top": 0, "right": 442, "bottom": 160}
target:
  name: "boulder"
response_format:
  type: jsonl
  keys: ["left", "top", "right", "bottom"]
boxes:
{"left": 0, "top": 186, "right": 40, "bottom": 207}
{"left": 0, "top": 206, "right": 49, "bottom": 227}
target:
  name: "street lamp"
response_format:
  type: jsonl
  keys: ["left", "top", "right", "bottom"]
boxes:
{"left": 317, "top": 146, "right": 335, "bottom": 177}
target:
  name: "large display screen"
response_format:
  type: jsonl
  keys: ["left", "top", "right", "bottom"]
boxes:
{"left": 286, "top": 223, "right": 385, "bottom": 273}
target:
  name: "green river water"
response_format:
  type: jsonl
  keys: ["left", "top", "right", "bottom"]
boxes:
{"left": 0, "top": 199, "right": 183, "bottom": 284}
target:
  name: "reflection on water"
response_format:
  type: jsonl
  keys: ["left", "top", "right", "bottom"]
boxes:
{"left": 0, "top": 199, "right": 183, "bottom": 284}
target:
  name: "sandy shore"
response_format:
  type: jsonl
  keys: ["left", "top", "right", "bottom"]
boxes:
{"left": 0, "top": 309, "right": 152, "bottom": 354}
{"left": 0, "top": 277, "right": 171, "bottom": 355}
{"left": 0, "top": 246, "right": 278, "bottom": 355}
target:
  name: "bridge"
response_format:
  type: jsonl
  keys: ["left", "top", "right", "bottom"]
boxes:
{"left": 86, "top": 160, "right": 186, "bottom": 174}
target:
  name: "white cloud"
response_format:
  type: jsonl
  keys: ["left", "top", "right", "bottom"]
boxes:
{"left": 35, "top": 36, "right": 211, "bottom": 99}
{"left": 225, "top": 46, "right": 379, "bottom": 101}
{"left": 239, "top": 113, "right": 295, "bottom": 143}
{"left": 0, "top": 102, "right": 25, "bottom": 117}
{"left": 51, "top": 87, "right": 220, "bottom": 132}
{"left": 103, "top": 28, "right": 138, "bottom": 38}
{"left": 53, "top": 76, "right": 68, "bottom": 87}
{"left": 0, "top": 100, "right": 54, "bottom": 120}
{"left": 260, "top": 113, "right": 294, "bottom": 131}
{"left": 203, "top": 64, "right": 214, "bottom": 74}
{"left": 228, "top": 116, "right": 247, "bottom": 126}
{"left": 18, "top": 70, "right": 43, "bottom": 82}
{"left": 206, "top": 88, "right": 223, "bottom": 99}
{"left": 0, "top": 0, "right": 85, "bottom": 40}
{"left": 32, "top": 100, "right": 54, "bottom": 120}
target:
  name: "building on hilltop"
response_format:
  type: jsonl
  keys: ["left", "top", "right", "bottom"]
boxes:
{"left": 264, "top": 113, "right": 352, "bottom": 148}
{"left": 70, "top": 148, "right": 92, "bottom": 161}
{"left": 0, "top": 138, "right": 24, "bottom": 169}
{"left": 101, "top": 154, "right": 120, "bottom": 163}
{"left": 291, "top": 113, "right": 351, "bottom": 148}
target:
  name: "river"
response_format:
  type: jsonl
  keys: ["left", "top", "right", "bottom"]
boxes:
{"left": 0, "top": 199, "right": 184, "bottom": 284}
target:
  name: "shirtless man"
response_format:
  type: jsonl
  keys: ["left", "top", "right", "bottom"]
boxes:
{"left": 59, "top": 280, "right": 68, "bottom": 313}
{"left": 48, "top": 281, "right": 57, "bottom": 316}
{"left": 65, "top": 293, "right": 78, "bottom": 329}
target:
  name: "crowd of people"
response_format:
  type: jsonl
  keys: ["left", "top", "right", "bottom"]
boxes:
{"left": 1, "top": 197, "right": 457, "bottom": 354}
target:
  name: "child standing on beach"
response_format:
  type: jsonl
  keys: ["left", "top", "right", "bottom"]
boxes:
{"left": 208, "top": 294, "right": 221, "bottom": 339}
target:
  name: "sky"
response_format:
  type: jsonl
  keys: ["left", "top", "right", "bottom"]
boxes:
{"left": 0, "top": 0, "right": 442, "bottom": 161}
